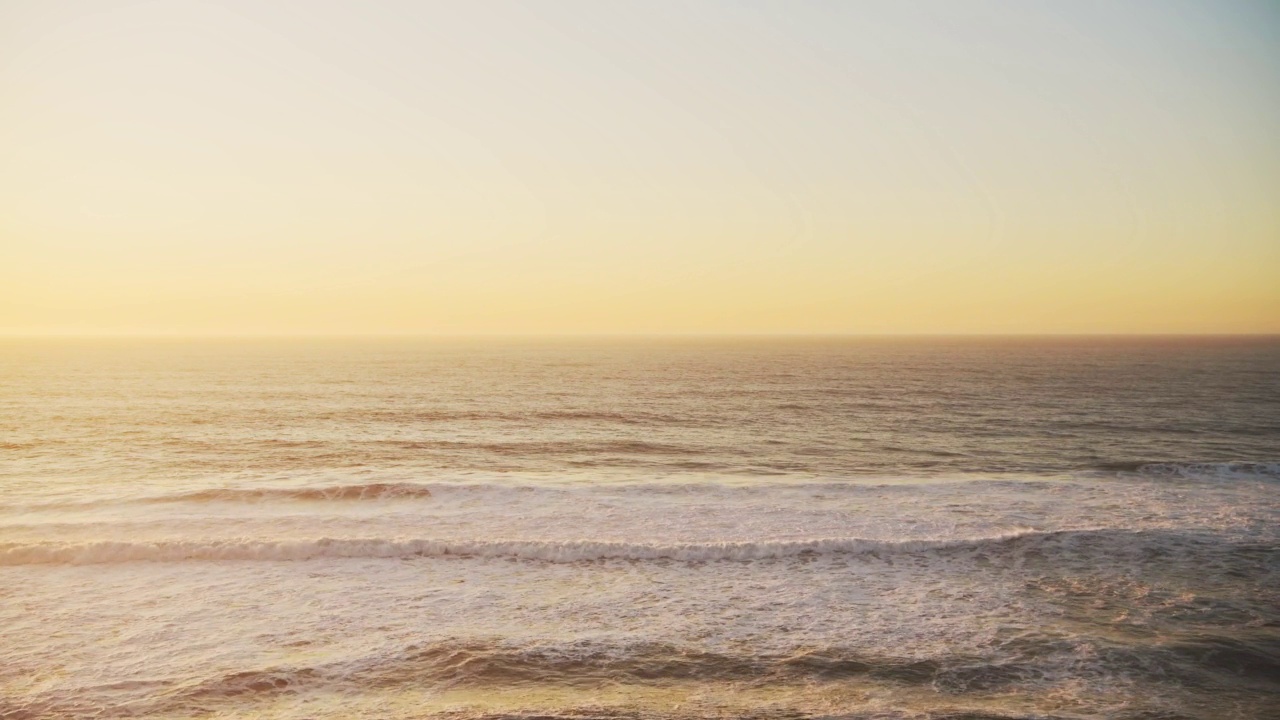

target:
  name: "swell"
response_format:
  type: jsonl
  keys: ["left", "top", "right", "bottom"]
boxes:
{"left": 0, "top": 528, "right": 1242, "bottom": 566}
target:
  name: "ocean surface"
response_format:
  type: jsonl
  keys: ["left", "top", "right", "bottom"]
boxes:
{"left": 1, "top": 336, "right": 1277, "bottom": 720}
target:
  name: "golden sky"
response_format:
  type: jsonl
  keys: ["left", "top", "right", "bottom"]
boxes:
{"left": 2, "top": 1, "right": 1277, "bottom": 334}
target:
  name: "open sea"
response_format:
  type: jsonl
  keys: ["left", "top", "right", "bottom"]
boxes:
{"left": 1, "top": 336, "right": 1277, "bottom": 720}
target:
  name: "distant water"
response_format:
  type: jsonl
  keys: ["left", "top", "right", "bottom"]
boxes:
{"left": 1, "top": 336, "right": 1277, "bottom": 720}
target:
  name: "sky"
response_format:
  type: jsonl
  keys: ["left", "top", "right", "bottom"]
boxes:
{"left": 1, "top": 0, "right": 1277, "bottom": 335}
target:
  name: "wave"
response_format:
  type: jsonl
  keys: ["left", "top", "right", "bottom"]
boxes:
{"left": 367, "top": 438, "right": 707, "bottom": 456}
{"left": 10, "top": 462, "right": 1277, "bottom": 512}
{"left": 1, "top": 476, "right": 1067, "bottom": 511}
{"left": 184, "top": 636, "right": 1280, "bottom": 697}
{"left": 309, "top": 408, "right": 698, "bottom": 426}
{"left": 0, "top": 531, "right": 1066, "bottom": 566}
{"left": 165, "top": 641, "right": 1043, "bottom": 696}
{"left": 1097, "top": 461, "right": 1280, "bottom": 481}
{"left": 12, "top": 528, "right": 1248, "bottom": 566}
{"left": 11, "top": 634, "right": 1278, "bottom": 720}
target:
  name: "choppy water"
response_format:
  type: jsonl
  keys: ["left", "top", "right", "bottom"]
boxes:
{"left": 1, "top": 337, "right": 1278, "bottom": 719}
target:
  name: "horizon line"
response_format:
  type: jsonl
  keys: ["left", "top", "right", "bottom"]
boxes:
{"left": 2, "top": 332, "right": 1278, "bottom": 340}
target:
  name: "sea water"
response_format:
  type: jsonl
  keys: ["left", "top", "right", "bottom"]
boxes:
{"left": 1, "top": 337, "right": 1277, "bottom": 719}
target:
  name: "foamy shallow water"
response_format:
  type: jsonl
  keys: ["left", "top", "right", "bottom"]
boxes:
{"left": 2, "top": 471, "right": 1278, "bottom": 719}
{"left": 2, "top": 338, "right": 1278, "bottom": 718}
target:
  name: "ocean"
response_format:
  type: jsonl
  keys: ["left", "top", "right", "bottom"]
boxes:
{"left": 1, "top": 336, "right": 1277, "bottom": 719}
